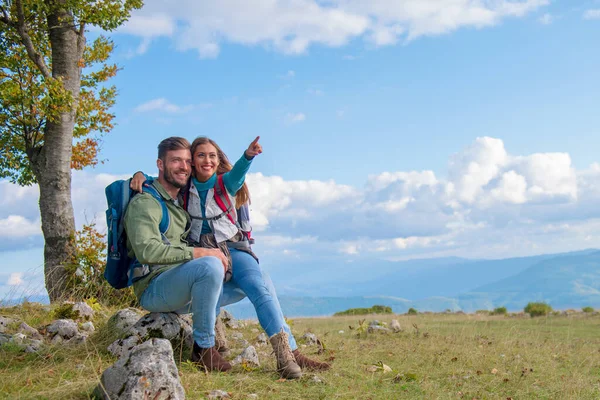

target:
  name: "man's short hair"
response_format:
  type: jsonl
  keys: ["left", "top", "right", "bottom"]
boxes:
{"left": 158, "top": 137, "right": 191, "bottom": 160}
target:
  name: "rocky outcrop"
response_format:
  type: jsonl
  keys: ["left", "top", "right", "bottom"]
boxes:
{"left": 96, "top": 338, "right": 185, "bottom": 400}
{"left": 107, "top": 308, "right": 144, "bottom": 335}
{"left": 47, "top": 319, "right": 79, "bottom": 340}
{"left": 107, "top": 312, "right": 193, "bottom": 358}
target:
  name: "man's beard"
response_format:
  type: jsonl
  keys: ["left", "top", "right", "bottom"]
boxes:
{"left": 164, "top": 167, "right": 189, "bottom": 189}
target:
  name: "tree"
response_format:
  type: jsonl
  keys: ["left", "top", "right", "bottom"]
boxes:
{"left": 0, "top": 0, "right": 142, "bottom": 301}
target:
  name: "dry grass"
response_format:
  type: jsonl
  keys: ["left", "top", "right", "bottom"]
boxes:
{"left": 1, "top": 306, "right": 599, "bottom": 399}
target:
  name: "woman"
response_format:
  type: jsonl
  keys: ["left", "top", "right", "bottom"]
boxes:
{"left": 132, "top": 136, "right": 329, "bottom": 379}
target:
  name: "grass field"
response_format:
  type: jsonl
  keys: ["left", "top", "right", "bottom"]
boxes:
{"left": 1, "top": 303, "right": 599, "bottom": 399}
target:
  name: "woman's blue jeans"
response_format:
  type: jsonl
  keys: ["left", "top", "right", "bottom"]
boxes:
{"left": 139, "top": 249, "right": 297, "bottom": 350}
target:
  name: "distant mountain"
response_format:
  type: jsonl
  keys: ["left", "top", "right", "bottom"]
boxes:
{"left": 265, "top": 249, "right": 598, "bottom": 300}
{"left": 0, "top": 294, "right": 49, "bottom": 306}
{"left": 458, "top": 250, "right": 600, "bottom": 311}
{"left": 227, "top": 249, "right": 600, "bottom": 317}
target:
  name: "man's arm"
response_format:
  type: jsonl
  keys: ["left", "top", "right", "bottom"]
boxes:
{"left": 124, "top": 195, "right": 194, "bottom": 265}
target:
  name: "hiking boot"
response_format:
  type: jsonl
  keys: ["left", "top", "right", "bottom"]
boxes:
{"left": 215, "top": 317, "right": 230, "bottom": 356}
{"left": 292, "top": 349, "right": 331, "bottom": 371}
{"left": 191, "top": 342, "right": 232, "bottom": 372}
{"left": 269, "top": 331, "right": 302, "bottom": 379}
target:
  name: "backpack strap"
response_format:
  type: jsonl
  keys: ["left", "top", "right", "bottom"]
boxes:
{"left": 141, "top": 183, "right": 170, "bottom": 236}
{"left": 213, "top": 174, "right": 236, "bottom": 225}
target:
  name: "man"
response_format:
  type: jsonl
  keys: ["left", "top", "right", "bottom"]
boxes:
{"left": 124, "top": 136, "right": 232, "bottom": 371}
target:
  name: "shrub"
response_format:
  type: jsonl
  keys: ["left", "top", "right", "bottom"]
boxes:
{"left": 65, "top": 223, "right": 137, "bottom": 307}
{"left": 475, "top": 309, "right": 490, "bottom": 315}
{"left": 407, "top": 308, "right": 418, "bottom": 315}
{"left": 524, "top": 302, "right": 552, "bottom": 317}
{"left": 492, "top": 307, "right": 507, "bottom": 315}
{"left": 582, "top": 306, "right": 594, "bottom": 313}
{"left": 334, "top": 305, "right": 392, "bottom": 316}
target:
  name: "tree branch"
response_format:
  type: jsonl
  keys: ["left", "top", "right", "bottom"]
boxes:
{"left": 77, "top": 21, "right": 86, "bottom": 60}
{"left": 0, "top": 5, "right": 11, "bottom": 25}
{"left": 14, "top": 0, "right": 51, "bottom": 78}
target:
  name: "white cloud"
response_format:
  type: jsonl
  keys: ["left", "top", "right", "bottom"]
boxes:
{"left": 117, "top": 0, "right": 548, "bottom": 57}
{"left": 583, "top": 9, "right": 600, "bottom": 20}
{"left": 8, "top": 272, "right": 24, "bottom": 286}
{"left": 285, "top": 112, "right": 306, "bottom": 124}
{"left": 134, "top": 98, "right": 195, "bottom": 114}
{"left": 0, "top": 216, "right": 40, "bottom": 238}
{"left": 448, "top": 136, "right": 508, "bottom": 203}
{"left": 538, "top": 13, "right": 553, "bottom": 25}
{"left": 3, "top": 135, "right": 600, "bottom": 267}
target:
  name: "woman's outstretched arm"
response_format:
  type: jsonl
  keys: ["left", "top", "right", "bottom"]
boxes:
{"left": 224, "top": 136, "right": 263, "bottom": 194}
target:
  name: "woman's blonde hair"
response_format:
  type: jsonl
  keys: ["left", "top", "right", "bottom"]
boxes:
{"left": 190, "top": 137, "right": 250, "bottom": 208}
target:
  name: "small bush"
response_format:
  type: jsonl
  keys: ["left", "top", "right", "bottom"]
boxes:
{"left": 475, "top": 309, "right": 490, "bottom": 315}
{"left": 492, "top": 307, "right": 507, "bottom": 315}
{"left": 65, "top": 223, "right": 137, "bottom": 307}
{"left": 524, "top": 302, "right": 552, "bottom": 317}
{"left": 334, "top": 305, "right": 392, "bottom": 316}
{"left": 50, "top": 302, "right": 79, "bottom": 320}
{"left": 407, "top": 308, "right": 418, "bottom": 315}
{"left": 582, "top": 306, "right": 594, "bottom": 313}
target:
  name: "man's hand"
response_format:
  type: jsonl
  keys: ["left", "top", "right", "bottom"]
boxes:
{"left": 192, "top": 247, "right": 228, "bottom": 273}
{"left": 130, "top": 172, "right": 146, "bottom": 193}
{"left": 245, "top": 136, "right": 263, "bottom": 158}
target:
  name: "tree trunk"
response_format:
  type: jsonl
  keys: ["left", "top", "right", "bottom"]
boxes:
{"left": 31, "top": 7, "right": 82, "bottom": 302}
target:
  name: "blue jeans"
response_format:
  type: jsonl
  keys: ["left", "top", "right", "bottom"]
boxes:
{"left": 139, "top": 249, "right": 297, "bottom": 349}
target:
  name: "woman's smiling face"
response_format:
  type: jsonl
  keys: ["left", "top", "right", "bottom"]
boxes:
{"left": 193, "top": 142, "right": 220, "bottom": 182}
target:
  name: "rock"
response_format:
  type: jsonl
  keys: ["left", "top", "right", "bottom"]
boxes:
{"left": 0, "top": 333, "right": 10, "bottom": 346}
{"left": 369, "top": 320, "right": 381, "bottom": 327}
{"left": 96, "top": 338, "right": 185, "bottom": 400}
{"left": 25, "top": 339, "right": 43, "bottom": 353}
{"left": 81, "top": 321, "right": 95, "bottom": 333}
{"left": 129, "top": 312, "right": 193, "bottom": 349}
{"left": 18, "top": 322, "right": 43, "bottom": 340}
{"left": 231, "top": 345, "right": 260, "bottom": 367}
{"left": 256, "top": 332, "right": 268, "bottom": 345}
{"left": 10, "top": 333, "right": 27, "bottom": 345}
{"left": 208, "top": 390, "right": 230, "bottom": 399}
{"left": 72, "top": 302, "right": 94, "bottom": 320}
{"left": 367, "top": 325, "right": 391, "bottom": 334}
{"left": 47, "top": 319, "right": 79, "bottom": 339}
{"left": 0, "top": 316, "right": 16, "bottom": 333}
{"left": 338, "top": 330, "right": 344, "bottom": 334}
{"left": 108, "top": 336, "right": 142, "bottom": 358}
{"left": 220, "top": 310, "right": 241, "bottom": 329}
{"left": 251, "top": 328, "right": 259, "bottom": 334}
{"left": 51, "top": 335, "right": 64, "bottom": 345}
{"left": 247, "top": 394, "right": 259, "bottom": 399}
{"left": 302, "top": 333, "right": 318, "bottom": 345}
{"left": 231, "top": 332, "right": 244, "bottom": 340}
{"left": 107, "top": 308, "right": 144, "bottom": 335}
{"left": 390, "top": 320, "right": 402, "bottom": 333}
{"left": 311, "top": 375, "right": 324, "bottom": 383}
{"left": 220, "top": 309, "right": 235, "bottom": 322}
{"left": 67, "top": 333, "right": 88, "bottom": 345}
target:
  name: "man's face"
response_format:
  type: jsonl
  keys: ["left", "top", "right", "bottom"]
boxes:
{"left": 159, "top": 148, "right": 192, "bottom": 189}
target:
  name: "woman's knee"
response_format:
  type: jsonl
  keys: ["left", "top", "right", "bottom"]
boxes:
{"left": 187, "top": 256, "right": 225, "bottom": 284}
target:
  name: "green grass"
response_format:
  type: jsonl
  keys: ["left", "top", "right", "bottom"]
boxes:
{"left": 1, "top": 307, "right": 600, "bottom": 399}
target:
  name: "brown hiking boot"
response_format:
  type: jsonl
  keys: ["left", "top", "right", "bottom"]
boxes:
{"left": 292, "top": 349, "right": 331, "bottom": 371}
{"left": 269, "top": 331, "right": 302, "bottom": 379}
{"left": 215, "top": 317, "right": 230, "bottom": 356}
{"left": 191, "top": 342, "right": 232, "bottom": 372}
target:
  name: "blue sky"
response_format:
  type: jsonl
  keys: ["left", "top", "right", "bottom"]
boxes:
{"left": 1, "top": 0, "right": 600, "bottom": 299}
